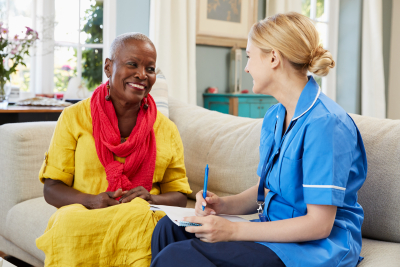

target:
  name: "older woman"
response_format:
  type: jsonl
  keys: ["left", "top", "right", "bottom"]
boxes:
{"left": 36, "top": 33, "right": 192, "bottom": 266}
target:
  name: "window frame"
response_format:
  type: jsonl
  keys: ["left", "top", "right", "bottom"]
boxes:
{"left": 304, "top": 0, "right": 339, "bottom": 101}
{"left": 6, "top": 0, "right": 116, "bottom": 95}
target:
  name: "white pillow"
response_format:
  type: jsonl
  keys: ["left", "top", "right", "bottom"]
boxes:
{"left": 151, "top": 68, "right": 169, "bottom": 118}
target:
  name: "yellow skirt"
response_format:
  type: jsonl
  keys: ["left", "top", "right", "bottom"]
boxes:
{"left": 36, "top": 198, "right": 165, "bottom": 267}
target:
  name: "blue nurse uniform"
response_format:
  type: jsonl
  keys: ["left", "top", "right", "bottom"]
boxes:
{"left": 256, "top": 76, "right": 367, "bottom": 267}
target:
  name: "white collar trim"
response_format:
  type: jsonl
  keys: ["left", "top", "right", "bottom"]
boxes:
{"left": 292, "top": 87, "right": 321, "bottom": 121}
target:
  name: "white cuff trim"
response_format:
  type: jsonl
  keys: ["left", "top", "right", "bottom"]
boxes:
{"left": 303, "top": 184, "right": 346, "bottom": 191}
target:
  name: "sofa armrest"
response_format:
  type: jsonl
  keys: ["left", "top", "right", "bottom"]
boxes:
{"left": 0, "top": 122, "right": 56, "bottom": 236}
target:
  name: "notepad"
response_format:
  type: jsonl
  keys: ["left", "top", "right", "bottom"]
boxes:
{"left": 150, "top": 205, "right": 249, "bottom": 227}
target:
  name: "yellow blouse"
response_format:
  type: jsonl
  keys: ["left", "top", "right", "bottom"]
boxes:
{"left": 39, "top": 98, "right": 192, "bottom": 196}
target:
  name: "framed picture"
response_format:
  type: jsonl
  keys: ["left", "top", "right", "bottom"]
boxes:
{"left": 196, "top": 0, "right": 258, "bottom": 48}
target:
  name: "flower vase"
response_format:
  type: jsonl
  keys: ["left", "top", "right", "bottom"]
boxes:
{"left": 0, "top": 79, "right": 11, "bottom": 109}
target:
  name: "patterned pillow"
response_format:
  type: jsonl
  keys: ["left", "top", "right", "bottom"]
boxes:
{"left": 150, "top": 68, "right": 169, "bottom": 118}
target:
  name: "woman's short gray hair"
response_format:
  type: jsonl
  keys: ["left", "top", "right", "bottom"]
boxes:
{"left": 109, "top": 32, "right": 155, "bottom": 59}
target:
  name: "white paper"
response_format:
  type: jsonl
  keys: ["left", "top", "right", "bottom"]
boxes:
{"left": 150, "top": 205, "right": 249, "bottom": 226}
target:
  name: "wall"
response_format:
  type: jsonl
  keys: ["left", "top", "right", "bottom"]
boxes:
{"left": 116, "top": 0, "right": 150, "bottom": 36}
{"left": 336, "top": 0, "right": 394, "bottom": 115}
{"left": 195, "top": 0, "right": 266, "bottom": 106}
{"left": 387, "top": 0, "right": 400, "bottom": 119}
{"left": 336, "top": 0, "right": 362, "bottom": 114}
{"left": 114, "top": 0, "right": 395, "bottom": 113}
{"left": 382, "top": 0, "right": 392, "bottom": 115}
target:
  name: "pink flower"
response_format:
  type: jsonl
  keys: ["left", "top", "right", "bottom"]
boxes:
{"left": 25, "top": 27, "right": 39, "bottom": 40}
{"left": 61, "top": 65, "right": 72, "bottom": 71}
{"left": 1, "top": 28, "right": 8, "bottom": 34}
{"left": 25, "top": 26, "right": 33, "bottom": 34}
{"left": 10, "top": 47, "right": 18, "bottom": 55}
{"left": 14, "top": 34, "right": 18, "bottom": 40}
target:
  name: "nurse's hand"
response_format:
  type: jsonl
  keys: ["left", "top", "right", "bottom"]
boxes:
{"left": 195, "top": 190, "right": 224, "bottom": 216}
{"left": 184, "top": 215, "right": 236, "bottom": 243}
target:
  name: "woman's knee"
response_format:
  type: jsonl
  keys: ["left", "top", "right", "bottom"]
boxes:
{"left": 151, "top": 242, "right": 188, "bottom": 267}
{"left": 154, "top": 216, "right": 177, "bottom": 234}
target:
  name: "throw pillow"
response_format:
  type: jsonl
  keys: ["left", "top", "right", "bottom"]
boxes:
{"left": 150, "top": 68, "right": 169, "bottom": 118}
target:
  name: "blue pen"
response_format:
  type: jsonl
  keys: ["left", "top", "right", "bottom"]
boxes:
{"left": 202, "top": 164, "right": 209, "bottom": 211}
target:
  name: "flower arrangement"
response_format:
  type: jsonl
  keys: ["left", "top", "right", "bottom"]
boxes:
{"left": 0, "top": 22, "right": 39, "bottom": 102}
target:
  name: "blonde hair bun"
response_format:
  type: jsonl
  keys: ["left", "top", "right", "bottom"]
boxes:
{"left": 249, "top": 12, "right": 336, "bottom": 77}
{"left": 308, "top": 46, "right": 335, "bottom": 77}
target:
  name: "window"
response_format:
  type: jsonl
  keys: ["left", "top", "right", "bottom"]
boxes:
{"left": 1, "top": 0, "right": 112, "bottom": 96}
{"left": 301, "top": 0, "right": 339, "bottom": 100}
{"left": 0, "top": 0, "right": 33, "bottom": 92}
{"left": 54, "top": 0, "right": 104, "bottom": 92}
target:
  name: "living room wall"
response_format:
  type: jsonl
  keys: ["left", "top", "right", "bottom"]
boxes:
{"left": 116, "top": 0, "right": 150, "bottom": 36}
{"left": 195, "top": 0, "right": 266, "bottom": 106}
{"left": 115, "top": 0, "right": 394, "bottom": 113}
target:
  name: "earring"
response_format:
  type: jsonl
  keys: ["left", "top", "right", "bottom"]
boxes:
{"left": 105, "top": 83, "right": 111, "bottom": 101}
{"left": 143, "top": 97, "right": 149, "bottom": 110}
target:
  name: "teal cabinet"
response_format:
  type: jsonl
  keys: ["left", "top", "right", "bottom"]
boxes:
{"left": 203, "top": 93, "right": 278, "bottom": 119}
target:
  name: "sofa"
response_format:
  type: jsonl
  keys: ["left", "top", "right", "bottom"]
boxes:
{"left": 0, "top": 97, "right": 399, "bottom": 266}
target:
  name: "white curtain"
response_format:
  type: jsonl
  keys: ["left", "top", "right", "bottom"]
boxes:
{"left": 387, "top": 0, "right": 400, "bottom": 119}
{"left": 362, "top": 0, "right": 386, "bottom": 118}
{"left": 266, "top": 0, "right": 302, "bottom": 17}
{"left": 149, "top": 0, "right": 197, "bottom": 105}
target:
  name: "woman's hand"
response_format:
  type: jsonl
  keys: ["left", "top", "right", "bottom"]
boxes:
{"left": 195, "top": 190, "right": 224, "bottom": 216}
{"left": 119, "top": 186, "right": 153, "bottom": 204}
{"left": 86, "top": 188, "right": 126, "bottom": 209}
{"left": 184, "top": 215, "right": 237, "bottom": 243}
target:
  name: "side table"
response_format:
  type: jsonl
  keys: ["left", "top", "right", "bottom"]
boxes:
{"left": 0, "top": 106, "right": 64, "bottom": 125}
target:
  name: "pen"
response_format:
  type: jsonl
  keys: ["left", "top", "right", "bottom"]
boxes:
{"left": 202, "top": 164, "right": 209, "bottom": 211}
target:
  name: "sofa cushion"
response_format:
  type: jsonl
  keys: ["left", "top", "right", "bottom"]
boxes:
{"left": 359, "top": 238, "right": 400, "bottom": 266}
{"left": 0, "top": 122, "right": 56, "bottom": 237}
{"left": 350, "top": 114, "right": 400, "bottom": 243}
{"left": 169, "top": 97, "right": 262, "bottom": 199}
{"left": 5, "top": 197, "right": 56, "bottom": 262}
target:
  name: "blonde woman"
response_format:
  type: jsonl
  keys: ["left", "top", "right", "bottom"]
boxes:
{"left": 150, "top": 13, "right": 367, "bottom": 267}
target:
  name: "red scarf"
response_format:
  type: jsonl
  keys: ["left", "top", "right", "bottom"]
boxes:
{"left": 90, "top": 82, "right": 157, "bottom": 193}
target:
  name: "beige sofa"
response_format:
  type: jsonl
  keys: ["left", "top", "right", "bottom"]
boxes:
{"left": 0, "top": 97, "right": 399, "bottom": 266}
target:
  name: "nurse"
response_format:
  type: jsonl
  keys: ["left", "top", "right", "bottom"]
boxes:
{"left": 151, "top": 12, "right": 367, "bottom": 267}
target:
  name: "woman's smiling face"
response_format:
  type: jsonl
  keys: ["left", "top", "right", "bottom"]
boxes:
{"left": 105, "top": 39, "right": 157, "bottom": 105}
{"left": 244, "top": 39, "right": 275, "bottom": 95}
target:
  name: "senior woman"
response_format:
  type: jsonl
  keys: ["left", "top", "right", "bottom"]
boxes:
{"left": 151, "top": 13, "right": 367, "bottom": 267}
{"left": 36, "top": 33, "right": 191, "bottom": 266}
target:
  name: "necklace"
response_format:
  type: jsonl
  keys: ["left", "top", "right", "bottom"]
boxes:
{"left": 120, "top": 137, "right": 126, "bottom": 144}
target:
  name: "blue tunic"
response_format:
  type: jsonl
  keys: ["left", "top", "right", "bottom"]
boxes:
{"left": 255, "top": 76, "right": 367, "bottom": 267}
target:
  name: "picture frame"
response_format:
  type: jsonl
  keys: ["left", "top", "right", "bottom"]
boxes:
{"left": 196, "top": 0, "right": 259, "bottom": 48}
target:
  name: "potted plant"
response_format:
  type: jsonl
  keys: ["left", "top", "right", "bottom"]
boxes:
{"left": 0, "top": 23, "right": 39, "bottom": 108}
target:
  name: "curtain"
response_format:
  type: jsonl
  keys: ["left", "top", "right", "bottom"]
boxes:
{"left": 266, "top": 0, "right": 302, "bottom": 17}
{"left": 361, "top": 0, "right": 386, "bottom": 118}
{"left": 387, "top": 0, "right": 400, "bottom": 119}
{"left": 149, "top": 0, "right": 197, "bottom": 105}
